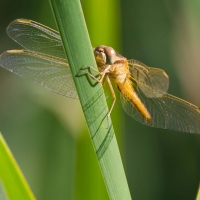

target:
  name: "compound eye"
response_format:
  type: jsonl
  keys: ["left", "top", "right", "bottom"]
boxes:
{"left": 104, "top": 46, "right": 116, "bottom": 64}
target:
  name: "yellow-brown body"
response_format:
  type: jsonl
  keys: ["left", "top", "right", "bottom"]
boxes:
{"left": 109, "top": 59, "right": 152, "bottom": 123}
{"left": 94, "top": 45, "right": 152, "bottom": 122}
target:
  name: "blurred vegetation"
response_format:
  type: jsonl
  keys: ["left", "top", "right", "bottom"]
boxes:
{"left": 0, "top": 0, "right": 199, "bottom": 200}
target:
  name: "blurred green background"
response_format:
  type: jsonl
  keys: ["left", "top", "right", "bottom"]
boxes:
{"left": 0, "top": 0, "right": 200, "bottom": 199}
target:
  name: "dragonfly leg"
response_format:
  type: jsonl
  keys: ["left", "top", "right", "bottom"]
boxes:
{"left": 105, "top": 76, "right": 116, "bottom": 128}
{"left": 78, "top": 66, "right": 106, "bottom": 83}
{"left": 87, "top": 66, "right": 100, "bottom": 74}
{"left": 79, "top": 66, "right": 114, "bottom": 127}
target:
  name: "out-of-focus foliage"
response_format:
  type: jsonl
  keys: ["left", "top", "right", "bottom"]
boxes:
{"left": 121, "top": 1, "right": 200, "bottom": 200}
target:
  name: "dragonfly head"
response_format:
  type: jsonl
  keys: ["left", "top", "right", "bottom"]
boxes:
{"left": 94, "top": 45, "right": 117, "bottom": 68}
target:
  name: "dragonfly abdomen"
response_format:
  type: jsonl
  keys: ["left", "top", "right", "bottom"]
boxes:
{"left": 118, "top": 79, "right": 152, "bottom": 124}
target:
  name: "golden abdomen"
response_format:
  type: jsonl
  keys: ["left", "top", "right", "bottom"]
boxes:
{"left": 117, "top": 79, "right": 152, "bottom": 123}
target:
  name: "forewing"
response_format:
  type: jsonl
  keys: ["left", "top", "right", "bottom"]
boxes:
{"left": 0, "top": 50, "right": 78, "bottom": 99}
{"left": 129, "top": 59, "right": 169, "bottom": 98}
{"left": 120, "top": 85, "right": 200, "bottom": 133}
{"left": 6, "top": 19, "right": 66, "bottom": 59}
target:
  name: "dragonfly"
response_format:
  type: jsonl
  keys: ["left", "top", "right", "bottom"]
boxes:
{"left": 0, "top": 18, "right": 200, "bottom": 133}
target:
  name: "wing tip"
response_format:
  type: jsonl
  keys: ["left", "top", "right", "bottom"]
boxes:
{"left": 6, "top": 49, "right": 24, "bottom": 54}
{"left": 16, "top": 19, "right": 32, "bottom": 24}
{"left": 7, "top": 18, "right": 31, "bottom": 30}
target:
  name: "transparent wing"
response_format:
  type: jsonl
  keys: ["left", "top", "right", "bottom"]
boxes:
{"left": 120, "top": 85, "right": 200, "bottom": 133}
{"left": 0, "top": 50, "right": 78, "bottom": 99}
{"left": 6, "top": 19, "right": 66, "bottom": 59}
{"left": 129, "top": 59, "right": 169, "bottom": 98}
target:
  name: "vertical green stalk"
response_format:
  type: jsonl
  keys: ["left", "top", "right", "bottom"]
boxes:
{"left": 49, "top": 0, "right": 131, "bottom": 199}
